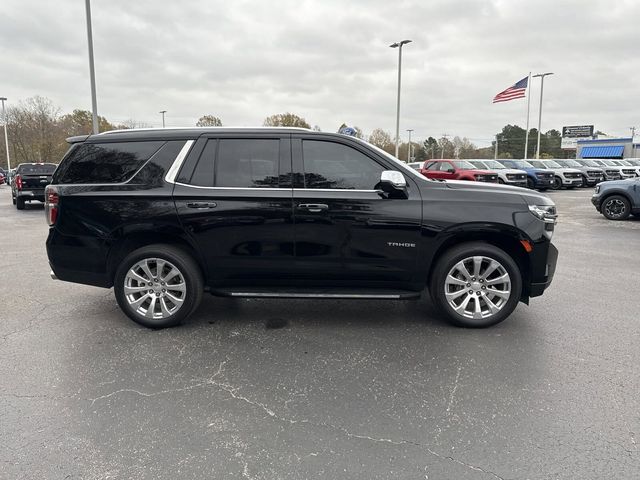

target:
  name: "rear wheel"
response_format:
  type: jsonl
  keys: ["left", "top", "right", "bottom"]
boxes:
{"left": 114, "top": 244, "right": 203, "bottom": 328}
{"left": 601, "top": 195, "right": 631, "bottom": 220}
{"left": 430, "top": 242, "right": 522, "bottom": 328}
{"left": 16, "top": 197, "right": 25, "bottom": 210}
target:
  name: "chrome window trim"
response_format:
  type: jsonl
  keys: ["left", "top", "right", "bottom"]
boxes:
{"left": 165, "top": 140, "right": 194, "bottom": 184}
{"left": 173, "top": 182, "right": 379, "bottom": 193}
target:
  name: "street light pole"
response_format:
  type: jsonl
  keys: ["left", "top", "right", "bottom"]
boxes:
{"left": 390, "top": 39, "right": 412, "bottom": 158}
{"left": 494, "top": 135, "right": 499, "bottom": 159}
{"left": 406, "top": 129, "right": 413, "bottom": 163}
{"left": 0, "top": 98, "right": 10, "bottom": 170}
{"left": 533, "top": 72, "right": 553, "bottom": 159}
{"left": 85, "top": 0, "right": 99, "bottom": 134}
{"left": 160, "top": 110, "right": 167, "bottom": 128}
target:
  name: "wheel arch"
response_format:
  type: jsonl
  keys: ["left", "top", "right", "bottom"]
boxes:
{"left": 426, "top": 228, "right": 532, "bottom": 302}
{"left": 600, "top": 190, "right": 633, "bottom": 207}
{"left": 107, "top": 230, "right": 207, "bottom": 286}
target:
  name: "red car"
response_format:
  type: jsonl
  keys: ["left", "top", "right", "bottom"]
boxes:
{"left": 420, "top": 159, "right": 499, "bottom": 183}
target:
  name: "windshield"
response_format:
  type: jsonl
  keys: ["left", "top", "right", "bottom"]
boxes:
{"left": 469, "top": 160, "right": 488, "bottom": 169}
{"left": 557, "top": 160, "right": 581, "bottom": 167}
{"left": 625, "top": 159, "right": 640, "bottom": 166}
{"left": 452, "top": 160, "right": 478, "bottom": 170}
{"left": 528, "top": 160, "right": 546, "bottom": 169}
{"left": 603, "top": 160, "right": 619, "bottom": 166}
{"left": 579, "top": 160, "right": 599, "bottom": 167}
{"left": 480, "top": 160, "right": 506, "bottom": 169}
{"left": 508, "top": 160, "right": 534, "bottom": 169}
{"left": 618, "top": 160, "right": 632, "bottom": 166}
{"left": 542, "top": 160, "right": 562, "bottom": 168}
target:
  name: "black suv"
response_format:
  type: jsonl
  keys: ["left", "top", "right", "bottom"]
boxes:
{"left": 46, "top": 128, "right": 558, "bottom": 328}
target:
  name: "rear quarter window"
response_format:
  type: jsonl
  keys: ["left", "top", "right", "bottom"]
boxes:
{"left": 53, "top": 141, "right": 164, "bottom": 184}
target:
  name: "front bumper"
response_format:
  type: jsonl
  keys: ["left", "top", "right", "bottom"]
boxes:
{"left": 528, "top": 242, "right": 558, "bottom": 297}
{"left": 561, "top": 177, "right": 583, "bottom": 186}
{"left": 591, "top": 194, "right": 602, "bottom": 212}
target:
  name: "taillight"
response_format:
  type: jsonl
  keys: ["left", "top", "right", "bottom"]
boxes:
{"left": 15, "top": 174, "right": 22, "bottom": 190}
{"left": 45, "top": 185, "right": 59, "bottom": 226}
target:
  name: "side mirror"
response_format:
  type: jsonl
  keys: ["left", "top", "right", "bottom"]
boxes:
{"left": 379, "top": 170, "right": 408, "bottom": 198}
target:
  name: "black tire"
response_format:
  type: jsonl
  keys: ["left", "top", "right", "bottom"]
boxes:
{"left": 580, "top": 175, "right": 588, "bottom": 188}
{"left": 552, "top": 176, "right": 562, "bottom": 190}
{"left": 16, "top": 197, "right": 25, "bottom": 210}
{"left": 526, "top": 177, "right": 534, "bottom": 189}
{"left": 114, "top": 244, "right": 203, "bottom": 329}
{"left": 429, "top": 242, "right": 522, "bottom": 328}
{"left": 498, "top": 178, "right": 505, "bottom": 184}
{"left": 12, "top": 195, "right": 16, "bottom": 205}
{"left": 601, "top": 195, "right": 631, "bottom": 221}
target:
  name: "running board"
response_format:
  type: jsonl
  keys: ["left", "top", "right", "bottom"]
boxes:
{"left": 211, "top": 288, "right": 421, "bottom": 300}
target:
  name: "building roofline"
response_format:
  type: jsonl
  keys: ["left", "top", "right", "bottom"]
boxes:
{"left": 577, "top": 137, "right": 632, "bottom": 144}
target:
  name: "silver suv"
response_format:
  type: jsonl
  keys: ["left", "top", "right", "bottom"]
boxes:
{"left": 592, "top": 160, "right": 636, "bottom": 179}
{"left": 554, "top": 159, "right": 604, "bottom": 187}
{"left": 468, "top": 159, "right": 527, "bottom": 187}
{"left": 528, "top": 160, "right": 583, "bottom": 189}
{"left": 575, "top": 159, "right": 621, "bottom": 181}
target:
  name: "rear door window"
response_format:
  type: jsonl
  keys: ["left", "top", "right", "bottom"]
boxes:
{"left": 188, "top": 139, "right": 281, "bottom": 188}
{"left": 54, "top": 141, "right": 164, "bottom": 184}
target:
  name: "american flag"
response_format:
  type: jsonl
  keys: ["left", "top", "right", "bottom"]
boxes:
{"left": 493, "top": 76, "right": 528, "bottom": 103}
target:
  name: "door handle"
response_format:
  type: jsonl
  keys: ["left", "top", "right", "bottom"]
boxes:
{"left": 297, "top": 203, "right": 329, "bottom": 213}
{"left": 186, "top": 202, "right": 217, "bottom": 209}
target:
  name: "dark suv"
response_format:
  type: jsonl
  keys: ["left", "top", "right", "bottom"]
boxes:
{"left": 46, "top": 128, "right": 558, "bottom": 329}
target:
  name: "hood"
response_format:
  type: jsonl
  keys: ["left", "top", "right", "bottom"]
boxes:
{"left": 498, "top": 168, "right": 527, "bottom": 175}
{"left": 599, "top": 177, "right": 640, "bottom": 187}
{"left": 444, "top": 180, "right": 554, "bottom": 206}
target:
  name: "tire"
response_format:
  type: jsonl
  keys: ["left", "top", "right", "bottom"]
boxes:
{"left": 114, "top": 244, "right": 203, "bottom": 328}
{"left": 498, "top": 178, "right": 505, "bottom": 184}
{"left": 601, "top": 195, "right": 631, "bottom": 221}
{"left": 430, "top": 242, "right": 522, "bottom": 328}
{"left": 12, "top": 195, "right": 16, "bottom": 205}
{"left": 552, "top": 176, "right": 562, "bottom": 190}
{"left": 526, "top": 177, "right": 535, "bottom": 189}
{"left": 580, "top": 175, "right": 588, "bottom": 188}
{"left": 16, "top": 197, "right": 25, "bottom": 210}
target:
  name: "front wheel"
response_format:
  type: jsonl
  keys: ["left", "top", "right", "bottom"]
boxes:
{"left": 430, "top": 242, "right": 522, "bottom": 328}
{"left": 526, "top": 177, "right": 535, "bottom": 189}
{"left": 552, "top": 176, "right": 562, "bottom": 190}
{"left": 601, "top": 195, "right": 631, "bottom": 221}
{"left": 114, "top": 244, "right": 203, "bottom": 328}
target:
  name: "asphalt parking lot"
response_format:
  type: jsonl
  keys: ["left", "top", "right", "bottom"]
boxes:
{"left": 1, "top": 185, "right": 638, "bottom": 479}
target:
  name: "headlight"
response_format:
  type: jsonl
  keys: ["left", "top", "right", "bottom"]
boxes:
{"left": 594, "top": 185, "right": 600, "bottom": 193}
{"left": 528, "top": 204, "right": 557, "bottom": 224}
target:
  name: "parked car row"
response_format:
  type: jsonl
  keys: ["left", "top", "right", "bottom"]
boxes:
{"left": 407, "top": 158, "right": 640, "bottom": 191}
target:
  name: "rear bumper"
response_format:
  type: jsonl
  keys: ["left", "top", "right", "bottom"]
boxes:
{"left": 47, "top": 228, "right": 112, "bottom": 288}
{"left": 16, "top": 189, "right": 45, "bottom": 200}
{"left": 528, "top": 242, "right": 558, "bottom": 298}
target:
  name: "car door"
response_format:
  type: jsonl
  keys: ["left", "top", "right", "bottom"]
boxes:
{"left": 290, "top": 135, "right": 422, "bottom": 287}
{"left": 172, "top": 134, "right": 295, "bottom": 287}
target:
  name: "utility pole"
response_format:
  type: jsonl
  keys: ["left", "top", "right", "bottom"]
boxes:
{"left": 390, "top": 40, "right": 412, "bottom": 158}
{"left": 85, "top": 0, "right": 99, "bottom": 134}
{"left": 160, "top": 110, "right": 167, "bottom": 128}
{"left": 630, "top": 126, "right": 636, "bottom": 139}
{"left": 0, "top": 98, "right": 10, "bottom": 170}
{"left": 406, "top": 129, "right": 413, "bottom": 162}
{"left": 533, "top": 72, "right": 554, "bottom": 159}
{"left": 494, "top": 135, "right": 499, "bottom": 159}
{"left": 441, "top": 133, "right": 449, "bottom": 159}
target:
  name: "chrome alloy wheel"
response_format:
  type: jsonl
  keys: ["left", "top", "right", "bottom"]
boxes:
{"left": 604, "top": 198, "right": 626, "bottom": 219}
{"left": 124, "top": 258, "right": 186, "bottom": 319}
{"left": 444, "top": 256, "right": 511, "bottom": 320}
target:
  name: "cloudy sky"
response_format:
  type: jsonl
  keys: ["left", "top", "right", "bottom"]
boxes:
{"left": 1, "top": 0, "right": 638, "bottom": 146}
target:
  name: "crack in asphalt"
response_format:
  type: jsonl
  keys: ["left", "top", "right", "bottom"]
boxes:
{"left": 85, "top": 358, "right": 505, "bottom": 479}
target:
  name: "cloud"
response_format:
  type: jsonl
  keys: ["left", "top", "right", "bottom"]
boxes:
{"left": 1, "top": 0, "right": 637, "bottom": 145}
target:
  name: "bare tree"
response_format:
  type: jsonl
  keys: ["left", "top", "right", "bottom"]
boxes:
{"left": 368, "top": 128, "right": 394, "bottom": 153}
{"left": 263, "top": 113, "right": 310, "bottom": 128}
{"left": 196, "top": 115, "right": 222, "bottom": 127}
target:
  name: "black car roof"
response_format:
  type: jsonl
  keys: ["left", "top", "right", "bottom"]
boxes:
{"left": 70, "top": 127, "right": 339, "bottom": 144}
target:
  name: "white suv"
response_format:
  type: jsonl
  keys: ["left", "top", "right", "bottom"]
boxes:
{"left": 468, "top": 160, "right": 527, "bottom": 187}
{"left": 528, "top": 160, "right": 583, "bottom": 189}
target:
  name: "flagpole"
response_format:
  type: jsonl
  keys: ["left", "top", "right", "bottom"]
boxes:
{"left": 524, "top": 72, "right": 531, "bottom": 159}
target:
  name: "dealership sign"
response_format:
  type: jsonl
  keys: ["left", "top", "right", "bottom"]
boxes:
{"left": 562, "top": 125, "right": 594, "bottom": 149}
